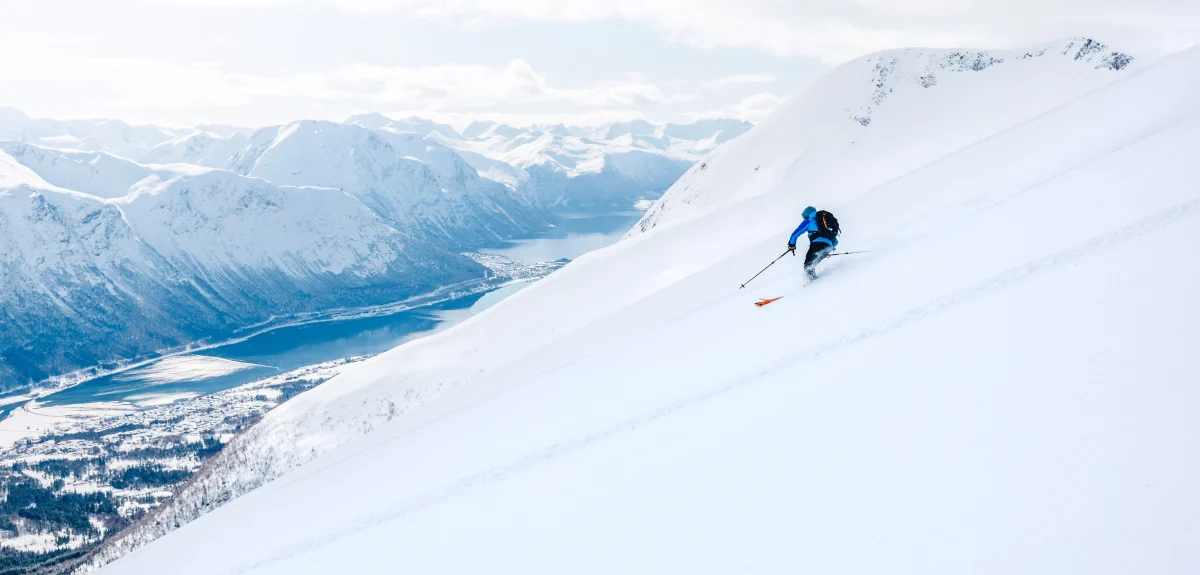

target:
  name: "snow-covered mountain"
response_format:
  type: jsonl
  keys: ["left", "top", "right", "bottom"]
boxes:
{"left": 632, "top": 38, "right": 1137, "bottom": 236}
{"left": 0, "top": 108, "right": 176, "bottom": 160}
{"left": 346, "top": 113, "right": 463, "bottom": 140}
{"left": 0, "top": 154, "right": 192, "bottom": 386}
{"left": 0, "top": 145, "right": 485, "bottom": 389}
{"left": 228, "top": 120, "right": 550, "bottom": 248}
{"left": 0, "top": 107, "right": 748, "bottom": 389}
{"left": 140, "top": 128, "right": 250, "bottom": 167}
{"left": 0, "top": 109, "right": 749, "bottom": 216}
{"left": 354, "top": 114, "right": 752, "bottom": 210}
{"left": 88, "top": 37, "right": 1200, "bottom": 574}
{"left": 0, "top": 142, "right": 163, "bottom": 199}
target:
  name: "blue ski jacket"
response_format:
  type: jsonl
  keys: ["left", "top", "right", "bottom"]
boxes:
{"left": 789, "top": 217, "right": 838, "bottom": 247}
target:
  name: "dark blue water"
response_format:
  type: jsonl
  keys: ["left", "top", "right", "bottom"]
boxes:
{"left": 37, "top": 211, "right": 644, "bottom": 409}
{"left": 41, "top": 282, "right": 524, "bottom": 407}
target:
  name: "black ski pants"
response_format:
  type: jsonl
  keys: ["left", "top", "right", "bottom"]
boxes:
{"left": 804, "top": 242, "right": 834, "bottom": 270}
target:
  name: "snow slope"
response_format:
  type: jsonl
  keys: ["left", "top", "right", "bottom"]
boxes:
{"left": 93, "top": 39, "right": 1200, "bottom": 574}
{"left": 0, "top": 141, "right": 182, "bottom": 199}
{"left": 631, "top": 38, "right": 1135, "bottom": 236}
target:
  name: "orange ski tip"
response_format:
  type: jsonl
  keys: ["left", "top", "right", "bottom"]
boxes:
{"left": 754, "top": 297, "right": 783, "bottom": 307}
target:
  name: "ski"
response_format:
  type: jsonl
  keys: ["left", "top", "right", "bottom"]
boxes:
{"left": 754, "top": 297, "right": 783, "bottom": 307}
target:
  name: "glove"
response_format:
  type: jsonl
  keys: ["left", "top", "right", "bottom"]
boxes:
{"left": 787, "top": 243, "right": 796, "bottom": 254}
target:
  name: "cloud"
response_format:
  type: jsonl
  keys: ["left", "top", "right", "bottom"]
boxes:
{"left": 143, "top": 0, "right": 1200, "bottom": 62}
{"left": 12, "top": 0, "right": 1198, "bottom": 128}
{"left": 331, "top": 60, "right": 692, "bottom": 109}
{"left": 702, "top": 74, "right": 777, "bottom": 91}
{"left": 731, "top": 92, "right": 785, "bottom": 120}
{"left": 145, "top": 0, "right": 923, "bottom": 61}
{"left": 678, "top": 91, "right": 784, "bottom": 123}
{"left": 0, "top": 42, "right": 694, "bottom": 126}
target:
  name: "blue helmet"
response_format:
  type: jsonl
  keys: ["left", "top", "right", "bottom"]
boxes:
{"left": 802, "top": 206, "right": 817, "bottom": 218}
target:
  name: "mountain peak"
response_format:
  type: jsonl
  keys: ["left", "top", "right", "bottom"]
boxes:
{"left": 0, "top": 106, "right": 32, "bottom": 125}
{"left": 0, "top": 148, "right": 60, "bottom": 192}
{"left": 344, "top": 112, "right": 395, "bottom": 130}
{"left": 462, "top": 120, "right": 497, "bottom": 139}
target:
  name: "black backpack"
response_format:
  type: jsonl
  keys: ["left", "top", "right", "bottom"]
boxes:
{"left": 814, "top": 210, "right": 840, "bottom": 239}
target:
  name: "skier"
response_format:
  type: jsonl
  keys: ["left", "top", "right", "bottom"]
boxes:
{"left": 787, "top": 206, "right": 840, "bottom": 281}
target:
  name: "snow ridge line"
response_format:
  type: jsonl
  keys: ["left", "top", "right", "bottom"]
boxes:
{"left": 214, "top": 196, "right": 1200, "bottom": 575}
{"left": 835, "top": 52, "right": 1166, "bottom": 210}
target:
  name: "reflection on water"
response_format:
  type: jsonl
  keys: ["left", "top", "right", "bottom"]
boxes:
{"left": 39, "top": 211, "right": 644, "bottom": 409}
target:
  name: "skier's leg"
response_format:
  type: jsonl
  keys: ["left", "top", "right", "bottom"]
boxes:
{"left": 803, "top": 243, "right": 823, "bottom": 280}
{"left": 803, "top": 243, "right": 832, "bottom": 280}
{"left": 814, "top": 245, "right": 833, "bottom": 266}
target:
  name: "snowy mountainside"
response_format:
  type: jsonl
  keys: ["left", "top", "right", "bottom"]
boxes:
{"left": 0, "top": 142, "right": 463, "bottom": 282}
{"left": 0, "top": 147, "right": 485, "bottom": 389}
{"left": 0, "top": 153, "right": 201, "bottom": 386}
{"left": 0, "top": 109, "right": 749, "bottom": 216}
{"left": 347, "top": 113, "right": 462, "bottom": 140}
{"left": 140, "top": 128, "right": 250, "bottom": 167}
{"left": 0, "top": 111, "right": 740, "bottom": 389}
{"left": 630, "top": 37, "right": 1135, "bottom": 236}
{"left": 90, "top": 39, "right": 1200, "bottom": 575}
{"left": 0, "top": 141, "right": 187, "bottom": 199}
{"left": 1, "top": 114, "right": 176, "bottom": 160}
{"left": 113, "top": 169, "right": 473, "bottom": 296}
{"left": 229, "top": 120, "right": 550, "bottom": 248}
{"left": 0, "top": 107, "right": 30, "bottom": 141}
{"left": 355, "top": 114, "right": 751, "bottom": 210}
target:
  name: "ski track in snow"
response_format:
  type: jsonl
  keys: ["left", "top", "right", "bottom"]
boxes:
{"left": 218, "top": 196, "right": 1199, "bottom": 575}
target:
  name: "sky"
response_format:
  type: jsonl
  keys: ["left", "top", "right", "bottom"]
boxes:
{"left": 2, "top": 0, "right": 1198, "bottom": 129}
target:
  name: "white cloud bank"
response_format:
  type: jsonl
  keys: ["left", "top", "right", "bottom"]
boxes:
{"left": 151, "top": 0, "right": 1200, "bottom": 62}
{"left": 0, "top": 42, "right": 697, "bottom": 127}
{"left": 4, "top": 0, "right": 1198, "bottom": 126}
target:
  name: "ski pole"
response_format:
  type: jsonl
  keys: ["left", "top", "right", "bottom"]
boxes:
{"left": 740, "top": 249, "right": 791, "bottom": 289}
{"left": 828, "top": 250, "right": 869, "bottom": 257}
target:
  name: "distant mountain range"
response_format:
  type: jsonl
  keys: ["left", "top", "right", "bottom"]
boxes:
{"left": 0, "top": 111, "right": 752, "bottom": 389}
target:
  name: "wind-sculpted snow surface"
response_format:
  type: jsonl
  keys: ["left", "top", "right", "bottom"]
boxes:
{"left": 88, "top": 40, "right": 1200, "bottom": 575}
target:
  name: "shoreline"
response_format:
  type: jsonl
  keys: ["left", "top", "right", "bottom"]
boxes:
{"left": 7, "top": 258, "right": 565, "bottom": 424}
{"left": 20, "top": 275, "right": 496, "bottom": 400}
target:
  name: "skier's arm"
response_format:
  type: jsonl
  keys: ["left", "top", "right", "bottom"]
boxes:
{"left": 787, "top": 219, "right": 813, "bottom": 245}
